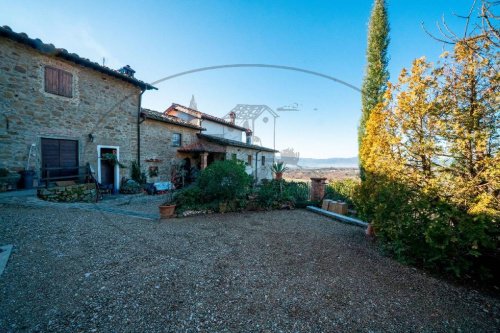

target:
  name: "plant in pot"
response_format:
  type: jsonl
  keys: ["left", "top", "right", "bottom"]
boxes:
{"left": 271, "top": 161, "right": 289, "bottom": 180}
{"left": 159, "top": 190, "right": 176, "bottom": 219}
{"left": 102, "top": 152, "right": 127, "bottom": 168}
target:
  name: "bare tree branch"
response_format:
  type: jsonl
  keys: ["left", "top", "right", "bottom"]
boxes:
{"left": 421, "top": 0, "right": 500, "bottom": 50}
{"left": 463, "top": 0, "right": 478, "bottom": 37}
{"left": 421, "top": 22, "right": 455, "bottom": 45}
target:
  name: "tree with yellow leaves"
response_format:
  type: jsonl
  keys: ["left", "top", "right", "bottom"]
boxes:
{"left": 357, "top": 36, "right": 499, "bottom": 279}
{"left": 439, "top": 39, "right": 499, "bottom": 215}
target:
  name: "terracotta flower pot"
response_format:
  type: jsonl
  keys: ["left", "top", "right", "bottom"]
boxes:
{"left": 159, "top": 204, "right": 176, "bottom": 219}
{"left": 366, "top": 223, "right": 375, "bottom": 237}
{"left": 275, "top": 172, "right": 283, "bottom": 180}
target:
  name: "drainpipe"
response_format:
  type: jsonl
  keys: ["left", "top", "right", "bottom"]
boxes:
{"left": 137, "top": 88, "right": 146, "bottom": 170}
{"left": 254, "top": 150, "right": 263, "bottom": 183}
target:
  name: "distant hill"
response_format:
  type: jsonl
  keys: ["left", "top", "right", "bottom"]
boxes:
{"left": 295, "top": 156, "right": 359, "bottom": 168}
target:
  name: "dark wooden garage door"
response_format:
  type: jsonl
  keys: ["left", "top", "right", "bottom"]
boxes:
{"left": 41, "top": 138, "right": 79, "bottom": 178}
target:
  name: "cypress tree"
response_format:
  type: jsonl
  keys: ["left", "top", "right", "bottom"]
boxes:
{"left": 359, "top": 0, "right": 390, "bottom": 176}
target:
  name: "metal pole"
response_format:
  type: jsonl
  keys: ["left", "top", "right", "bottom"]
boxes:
{"left": 273, "top": 117, "right": 276, "bottom": 150}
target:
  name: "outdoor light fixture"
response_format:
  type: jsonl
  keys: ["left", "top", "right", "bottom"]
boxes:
{"left": 88, "top": 133, "right": 94, "bottom": 143}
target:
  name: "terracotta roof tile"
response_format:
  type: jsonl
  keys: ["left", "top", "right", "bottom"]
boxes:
{"left": 177, "top": 141, "right": 226, "bottom": 153}
{"left": 198, "top": 134, "right": 277, "bottom": 153}
{"left": 141, "top": 108, "right": 204, "bottom": 130}
{"left": 167, "top": 103, "right": 249, "bottom": 132}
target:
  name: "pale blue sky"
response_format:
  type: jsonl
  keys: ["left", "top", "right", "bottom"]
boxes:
{"left": 0, "top": 0, "right": 477, "bottom": 157}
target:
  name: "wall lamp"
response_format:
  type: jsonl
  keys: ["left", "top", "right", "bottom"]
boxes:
{"left": 88, "top": 133, "right": 94, "bottom": 143}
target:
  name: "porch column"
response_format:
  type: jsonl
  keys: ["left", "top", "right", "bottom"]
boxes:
{"left": 201, "top": 152, "right": 209, "bottom": 170}
{"left": 310, "top": 177, "right": 327, "bottom": 202}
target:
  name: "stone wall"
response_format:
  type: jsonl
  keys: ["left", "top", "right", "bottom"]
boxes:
{"left": 37, "top": 183, "right": 97, "bottom": 202}
{"left": 0, "top": 38, "right": 141, "bottom": 182}
{"left": 140, "top": 119, "right": 200, "bottom": 182}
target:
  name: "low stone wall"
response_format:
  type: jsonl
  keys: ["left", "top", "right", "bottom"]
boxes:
{"left": 37, "top": 183, "right": 97, "bottom": 202}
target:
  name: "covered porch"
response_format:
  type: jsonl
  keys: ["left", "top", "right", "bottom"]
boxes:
{"left": 177, "top": 141, "right": 227, "bottom": 170}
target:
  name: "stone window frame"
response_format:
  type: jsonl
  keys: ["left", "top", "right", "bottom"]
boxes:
{"left": 172, "top": 133, "right": 182, "bottom": 147}
{"left": 39, "top": 58, "right": 80, "bottom": 103}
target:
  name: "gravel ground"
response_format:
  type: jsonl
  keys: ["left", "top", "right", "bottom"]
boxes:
{"left": 102, "top": 193, "right": 171, "bottom": 214}
{"left": 0, "top": 204, "right": 499, "bottom": 332}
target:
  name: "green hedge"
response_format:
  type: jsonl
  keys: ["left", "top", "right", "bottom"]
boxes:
{"left": 256, "top": 180, "right": 309, "bottom": 209}
{"left": 356, "top": 175, "right": 499, "bottom": 279}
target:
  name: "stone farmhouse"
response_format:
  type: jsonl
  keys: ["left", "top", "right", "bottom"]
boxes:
{"left": 0, "top": 26, "right": 276, "bottom": 192}
{"left": 141, "top": 104, "right": 276, "bottom": 183}
{"left": 0, "top": 26, "right": 156, "bottom": 191}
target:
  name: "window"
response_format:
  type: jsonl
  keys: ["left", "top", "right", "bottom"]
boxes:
{"left": 172, "top": 133, "right": 181, "bottom": 147}
{"left": 231, "top": 153, "right": 237, "bottom": 161}
{"left": 247, "top": 155, "right": 252, "bottom": 165}
{"left": 45, "top": 66, "right": 73, "bottom": 97}
{"left": 261, "top": 156, "right": 265, "bottom": 166}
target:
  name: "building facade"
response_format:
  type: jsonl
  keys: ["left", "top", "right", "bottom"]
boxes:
{"left": 140, "top": 109, "right": 203, "bottom": 182}
{"left": 164, "top": 104, "right": 276, "bottom": 181}
{"left": 0, "top": 26, "right": 155, "bottom": 190}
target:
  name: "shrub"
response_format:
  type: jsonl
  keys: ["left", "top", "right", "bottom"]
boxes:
{"left": 197, "top": 160, "right": 252, "bottom": 203}
{"left": 256, "top": 180, "right": 309, "bottom": 209}
{"left": 356, "top": 175, "right": 500, "bottom": 279}
{"left": 130, "top": 161, "right": 146, "bottom": 184}
{"left": 283, "top": 181, "right": 310, "bottom": 203}
{"left": 173, "top": 185, "right": 203, "bottom": 208}
{"left": 120, "top": 179, "right": 143, "bottom": 194}
{"left": 325, "top": 178, "right": 359, "bottom": 208}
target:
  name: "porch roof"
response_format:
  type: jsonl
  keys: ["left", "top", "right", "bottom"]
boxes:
{"left": 177, "top": 141, "right": 226, "bottom": 153}
{"left": 198, "top": 134, "right": 277, "bottom": 153}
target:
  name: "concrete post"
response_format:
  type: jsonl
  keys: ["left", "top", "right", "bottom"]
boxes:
{"left": 310, "top": 177, "right": 327, "bottom": 201}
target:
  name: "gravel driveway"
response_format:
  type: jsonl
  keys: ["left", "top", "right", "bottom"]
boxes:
{"left": 0, "top": 202, "right": 499, "bottom": 332}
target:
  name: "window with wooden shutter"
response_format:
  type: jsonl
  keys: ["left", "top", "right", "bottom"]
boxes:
{"left": 41, "top": 138, "right": 79, "bottom": 179}
{"left": 44, "top": 66, "right": 73, "bottom": 98}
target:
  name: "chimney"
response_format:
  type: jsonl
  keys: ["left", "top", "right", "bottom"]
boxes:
{"left": 229, "top": 111, "right": 236, "bottom": 125}
{"left": 118, "top": 65, "right": 135, "bottom": 77}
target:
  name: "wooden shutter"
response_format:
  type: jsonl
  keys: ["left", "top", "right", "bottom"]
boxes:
{"left": 59, "top": 140, "right": 78, "bottom": 176}
{"left": 59, "top": 70, "right": 73, "bottom": 97}
{"left": 41, "top": 138, "right": 79, "bottom": 178}
{"left": 44, "top": 66, "right": 73, "bottom": 97}
{"left": 44, "top": 67, "right": 59, "bottom": 95}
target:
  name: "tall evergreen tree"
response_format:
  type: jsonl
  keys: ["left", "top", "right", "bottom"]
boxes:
{"left": 359, "top": 0, "right": 390, "bottom": 176}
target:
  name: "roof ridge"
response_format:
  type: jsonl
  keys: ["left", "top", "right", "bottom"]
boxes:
{"left": 141, "top": 108, "right": 204, "bottom": 130}
{"left": 169, "top": 103, "right": 249, "bottom": 131}
{"left": 0, "top": 25, "right": 156, "bottom": 91}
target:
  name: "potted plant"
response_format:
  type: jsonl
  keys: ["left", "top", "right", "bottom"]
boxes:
{"left": 159, "top": 190, "right": 176, "bottom": 219}
{"left": 0, "top": 168, "right": 21, "bottom": 191}
{"left": 102, "top": 152, "right": 127, "bottom": 168}
{"left": 271, "top": 161, "right": 289, "bottom": 180}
